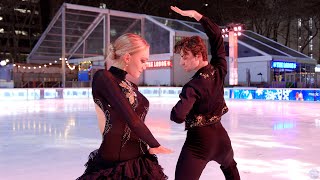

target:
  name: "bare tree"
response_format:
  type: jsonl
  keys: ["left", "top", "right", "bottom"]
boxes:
{"left": 295, "top": 0, "right": 320, "bottom": 59}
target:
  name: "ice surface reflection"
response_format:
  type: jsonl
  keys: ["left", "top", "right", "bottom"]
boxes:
{"left": 0, "top": 99, "right": 319, "bottom": 179}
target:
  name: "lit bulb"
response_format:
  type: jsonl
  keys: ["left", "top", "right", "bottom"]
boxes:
{"left": 0, "top": 60, "right": 6, "bottom": 66}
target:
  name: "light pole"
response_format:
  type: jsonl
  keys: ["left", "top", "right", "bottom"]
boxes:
{"left": 222, "top": 24, "right": 243, "bottom": 86}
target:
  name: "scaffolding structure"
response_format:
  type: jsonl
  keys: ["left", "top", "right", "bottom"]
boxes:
{"left": 27, "top": 3, "right": 207, "bottom": 87}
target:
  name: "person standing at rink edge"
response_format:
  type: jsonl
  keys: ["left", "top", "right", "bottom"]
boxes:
{"left": 170, "top": 6, "right": 241, "bottom": 180}
{"left": 77, "top": 33, "right": 172, "bottom": 180}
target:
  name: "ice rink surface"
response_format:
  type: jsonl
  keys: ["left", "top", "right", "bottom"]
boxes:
{"left": 0, "top": 97, "right": 320, "bottom": 180}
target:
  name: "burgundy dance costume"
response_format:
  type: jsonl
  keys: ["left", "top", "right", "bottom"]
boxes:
{"left": 77, "top": 67, "right": 167, "bottom": 180}
{"left": 171, "top": 16, "right": 240, "bottom": 180}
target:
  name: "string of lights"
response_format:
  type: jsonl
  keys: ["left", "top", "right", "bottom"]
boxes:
{"left": 6, "top": 58, "right": 77, "bottom": 71}
{"left": 60, "top": 58, "right": 76, "bottom": 70}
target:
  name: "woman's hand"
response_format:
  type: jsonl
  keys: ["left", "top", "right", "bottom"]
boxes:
{"left": 170, "top": 6, "right": 195, "bottom": 18}
{"left": 149, "top": 145, "right": 173, "bottom": 154}
{"left": 170, "top": 6, "right": 202, "bottom": 21}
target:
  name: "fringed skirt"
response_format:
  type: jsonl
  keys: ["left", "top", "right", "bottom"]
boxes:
{"left": 77, "top": 149, "right": 168, "bottom": 180}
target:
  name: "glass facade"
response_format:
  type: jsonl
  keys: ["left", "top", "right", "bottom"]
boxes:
{"left": 271, "top": 61, "right": 316, "bottom": 88}
{"left": 152, "top": 17, "right": 199, "bottom": 32}
{"left": 145, "top": 19, "right": 170, "bottom": 54}
{"left": 243, "top": 31, "right": 308, "bottom": 58}
{"left": 28, "top": 4, "right": 206, "bottom": 64}
{"left": 25, "top": 3, "right": 317, "bottom": 88}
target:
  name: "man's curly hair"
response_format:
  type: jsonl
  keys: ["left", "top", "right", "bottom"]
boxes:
{"left": 174, "top": 36, "right": 207, "bottom": 61}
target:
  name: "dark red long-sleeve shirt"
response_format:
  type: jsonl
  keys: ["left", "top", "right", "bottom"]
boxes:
{"left": 170, "top": 16, "right": 228, "bottom": 130}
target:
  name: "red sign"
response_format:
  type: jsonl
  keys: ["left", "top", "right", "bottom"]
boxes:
{"left": 146, "top": 60, "right": 172, "bottom": 68}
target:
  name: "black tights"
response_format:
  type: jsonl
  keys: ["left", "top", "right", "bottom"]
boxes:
{"left": 175, "top": 122, "right": 240, "bottom": 180}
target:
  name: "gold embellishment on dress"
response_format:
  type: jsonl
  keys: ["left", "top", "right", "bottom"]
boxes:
{"left": 119, "top": 80, "right": 137, "bottom": 108}
{"left": 139, "top": 139, "right": 148, "bottom": 154}
{"left": 122, "top": 124, "right": 131, "bottom": 147}
{"left": 118, "top": 80, "right": 141, "bottom": 148}
{"left": 140, "top": 106, "right": 149, "bottom": 121}
{"left": 138, "top": 106, "right": 149, "bottom": 153}
{"left": 103, "top": 110, "right": 111, "bottom": 135}
{"left": 94, "top": 98, "right": 112, "bottom": 136}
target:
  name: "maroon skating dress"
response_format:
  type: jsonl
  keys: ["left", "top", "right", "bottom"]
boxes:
{"left": 77, "top": 66, "right": 167, "bottom": 180}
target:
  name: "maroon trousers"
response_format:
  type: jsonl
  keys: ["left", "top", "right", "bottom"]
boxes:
{"left": 175, "top": 122, "right": 240, "bottom": 180}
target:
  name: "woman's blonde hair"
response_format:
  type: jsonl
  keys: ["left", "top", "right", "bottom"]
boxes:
{"left": 106, "top": 33, "right": 149, "bottom": 66}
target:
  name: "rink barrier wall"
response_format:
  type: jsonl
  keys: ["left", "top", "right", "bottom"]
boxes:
{"left": 0, "top": 87, "right": 319, "bottom": 102}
